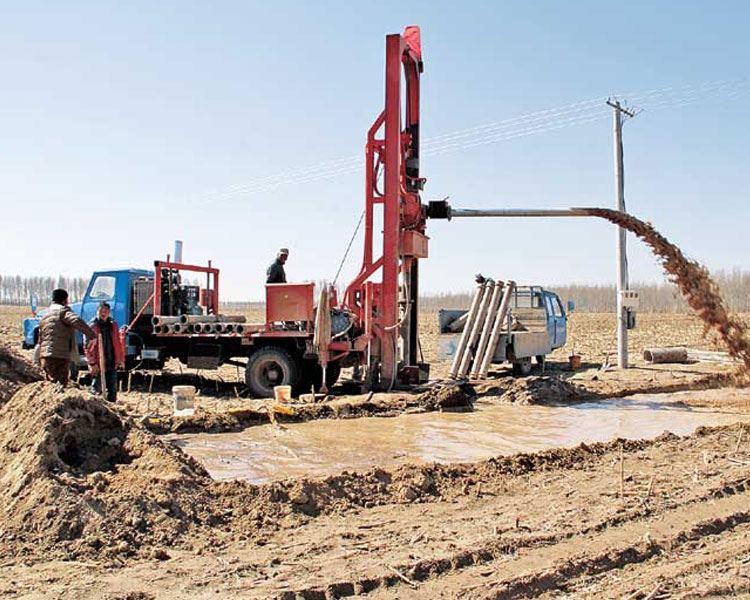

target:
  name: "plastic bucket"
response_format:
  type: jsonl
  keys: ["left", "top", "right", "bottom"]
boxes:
{"left": 173, "top": 385, "right": 196, "bottom": 416}
{"left": 274, "top": 385, "right": 292, "bottom": 403}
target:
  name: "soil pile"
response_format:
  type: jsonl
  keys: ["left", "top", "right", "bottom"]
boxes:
{"left": 495, "top": 376, "right": 590, "bottom": 405}
{"left": 0, "top": 342, "right": 41, "bottom": 405}
{"left": 417, "top": 381, "right": 476, "bottom": 410}
{"left": 0, "top": 382, "right": 217, "bottom": 559}
{"left": 585, "top": 208, "right": 750, "bottom": 372}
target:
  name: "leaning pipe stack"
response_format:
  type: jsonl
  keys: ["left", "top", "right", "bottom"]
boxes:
{"left": 450, "top": 278, "right": 516, "bottom": 380}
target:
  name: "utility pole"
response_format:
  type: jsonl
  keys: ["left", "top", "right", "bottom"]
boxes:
{"left": 607, "top": 98, "right": 636, "bottom": 369}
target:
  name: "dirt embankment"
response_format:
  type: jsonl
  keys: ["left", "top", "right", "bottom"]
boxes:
{"left": 141, "top": 382, "right": 476, "bottom": 435}
{"left": 0, "top": 382, "right": 217, "bottom": 560}
{"left": 0, "top": 342, "right": 41, "bottom": 405}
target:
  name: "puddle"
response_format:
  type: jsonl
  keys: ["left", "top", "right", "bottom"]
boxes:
{"left": 171, "top": 392, "right": 750, "bottom": 484}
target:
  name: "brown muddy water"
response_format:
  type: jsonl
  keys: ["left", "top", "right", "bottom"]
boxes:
{"left": 171, "top": 391, "right": 750, "bottom": 484}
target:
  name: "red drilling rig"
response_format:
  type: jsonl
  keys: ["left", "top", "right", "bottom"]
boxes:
{"left": 116, "top": 25, "right": 611, "bottom": 396}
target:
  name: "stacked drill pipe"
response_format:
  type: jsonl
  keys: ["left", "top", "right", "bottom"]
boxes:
{"left": 153, "top": 314, "right": 247, "bottom": 335}
{"left": 469, "top": 280, "right": 505, "bottom": 378}
{"left": 457, "top": 280, "right": 496, "bottom": 378}
{"left": 178, "top": 314, "right": 246, "bottom": 325}
{"left": 449, "top": 279, "right": 516, "bottom": 380}
{"left": 476, "top": 281, "right": 515, "bottom": 378}
{"left": 449, "top": 281, "right": 488, "bottom": 379}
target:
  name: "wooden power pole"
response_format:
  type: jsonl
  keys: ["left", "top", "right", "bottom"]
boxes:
{"left": 607, "top": 99, "right": 636, "bottom": 369}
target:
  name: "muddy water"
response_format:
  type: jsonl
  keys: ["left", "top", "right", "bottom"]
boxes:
{"left": 172, "top": 393, "right": 750, "bottom": 484}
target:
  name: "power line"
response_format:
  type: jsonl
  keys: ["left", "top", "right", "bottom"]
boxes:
{"left": 192, "top": 78, "right": 748, "bottom": 205}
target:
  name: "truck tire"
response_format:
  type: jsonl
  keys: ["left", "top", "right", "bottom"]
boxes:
{"left": 301, "top": 360, "right": 342, "bottom": 393}
{"left": 512, "top": 357, "right": 532, "bottom": 377}
{"left": 245, "top": 347, "right": 301, "bottom": 398}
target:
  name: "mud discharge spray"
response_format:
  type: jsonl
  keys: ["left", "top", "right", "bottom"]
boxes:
{"left": 583, "top": 208, "right": 750, "bottom": 372}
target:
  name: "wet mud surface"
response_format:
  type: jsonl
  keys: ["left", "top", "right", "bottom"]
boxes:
{"left": 173, "top": 391, "right": 750, "bottom": 484}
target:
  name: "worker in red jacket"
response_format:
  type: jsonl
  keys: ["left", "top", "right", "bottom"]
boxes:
{"left": 85, "top": 302, "right": 125, "bottom": 402}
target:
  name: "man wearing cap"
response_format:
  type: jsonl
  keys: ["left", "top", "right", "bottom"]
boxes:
{"left": 38, "top": 288, "right": 96, "bottom": 385}
{"left": 266, "top": 248, "right": 289, "bottom": 284}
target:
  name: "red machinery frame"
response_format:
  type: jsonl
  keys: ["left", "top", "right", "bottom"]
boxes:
{"left": 153, "top": 259, "right": 220, "bottom": 317}
{"left": 343, "top": 25, "right": 427, "bottom": 386}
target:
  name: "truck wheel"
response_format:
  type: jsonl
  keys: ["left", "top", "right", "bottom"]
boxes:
{"left": 301, "top": 360, "right": 342, "bottom": 393}
{"left": 245, "top": 347, "right": 301, "bottom": 398}
{"left": 512, "top": 357, "right": 533, "bottom": 377}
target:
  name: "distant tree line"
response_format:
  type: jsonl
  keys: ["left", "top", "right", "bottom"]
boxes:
{"left": 0, "top": 275, "right": 89, "bottom": 306}
{"left": 420, "top": 269, "right": 750, "bottom": 313}
{"left": 4, "top": 269, "right": 749, "bottom": 313}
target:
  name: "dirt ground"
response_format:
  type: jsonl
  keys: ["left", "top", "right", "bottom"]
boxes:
{"left": 2, "top": 305, "right": 750, "bottom": 598}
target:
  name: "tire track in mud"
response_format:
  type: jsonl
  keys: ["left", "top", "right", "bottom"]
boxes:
{"left": 268, "top": 473, "right": 750, "bottom": 600}
{"left": 584, "top": 208, "right": 750, "bottom": 372}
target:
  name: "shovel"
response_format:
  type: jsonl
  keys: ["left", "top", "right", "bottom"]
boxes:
{"left": 98, "top": 332, "right": 108, "bottom": 399}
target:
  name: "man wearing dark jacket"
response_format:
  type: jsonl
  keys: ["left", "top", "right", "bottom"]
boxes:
{"left": 85, "top": 302, "right": 125, "bottom": 402}
{"left": 38, "top": 288, "right": 96, "bottom": 385}
{"left": 266, "top": 248, "right": 289, "bottom": 284}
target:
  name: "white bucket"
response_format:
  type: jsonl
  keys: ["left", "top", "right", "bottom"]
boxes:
{"left": 273, "top": 385, "right": 292, "bottom": 403}
{"left": 173, "top": 385, "right": 196, "bottom": 416}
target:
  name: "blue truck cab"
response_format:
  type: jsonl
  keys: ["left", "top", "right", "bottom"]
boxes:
{"left": 22, "top": 270, "right": 153, "bottom": 363}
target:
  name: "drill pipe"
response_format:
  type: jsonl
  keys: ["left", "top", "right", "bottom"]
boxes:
{"left": 478, "top": 281, "right": 516, "bottom": 378}
{"left": 151, "top": 316, "right": 180, "bottom": 326}
{"left": 449, "top": 282, "right": 487, "bottom": 379}
{"left": 179, "top": 314, "right": 247, "bottom": 324}
{"left": 448, "top": 207, "right": 598, "bottom": 219}
{"left": 470, "top": 281, "right": 505, "bottom": 378}
{"left": 458, "top": 281, "right": 496, "bottom": 378}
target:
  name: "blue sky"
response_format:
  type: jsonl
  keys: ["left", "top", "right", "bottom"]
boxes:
{"left": 1, "top": 1, "right": 748, "bottom": 300}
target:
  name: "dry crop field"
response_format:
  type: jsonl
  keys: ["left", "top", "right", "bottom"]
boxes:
{"left": 2, "top": 304, "right": 750, "bottom": 599}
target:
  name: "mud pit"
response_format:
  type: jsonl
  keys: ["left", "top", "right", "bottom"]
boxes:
{"left": 173, "top": 390, "right": 750, "bottom": 484}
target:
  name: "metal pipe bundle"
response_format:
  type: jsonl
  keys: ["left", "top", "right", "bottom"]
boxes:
{"left": 151, "top": 318, "right": 250, "bottom": 335}
{"left": 457, "top": 280, "right": 495, "bottom": 378}
{"left": 477, "top": 281, "right": 515, "bottom": 378}
{"left": 179, "top": 314, "right": 247, "bottom": 324}
{"left": 449, "top": 282, "right": 486, "bottom": 379}
{"left": 470, "top": 281, "right": 505, "bottom": 378}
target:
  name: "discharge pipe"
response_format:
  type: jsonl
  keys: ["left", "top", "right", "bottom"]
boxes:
{"left": 432, "top": 205, "right": 600, "bottom": 220}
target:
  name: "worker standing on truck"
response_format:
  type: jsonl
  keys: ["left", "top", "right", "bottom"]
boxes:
{"left": 85, "top": 302, "right": 124, "bottom": 402}
{"left": 266, "top": 248, "right": 289, "bottom": 284}
{"left": 38, "top": 289, "right": 96, "bottom": 385}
